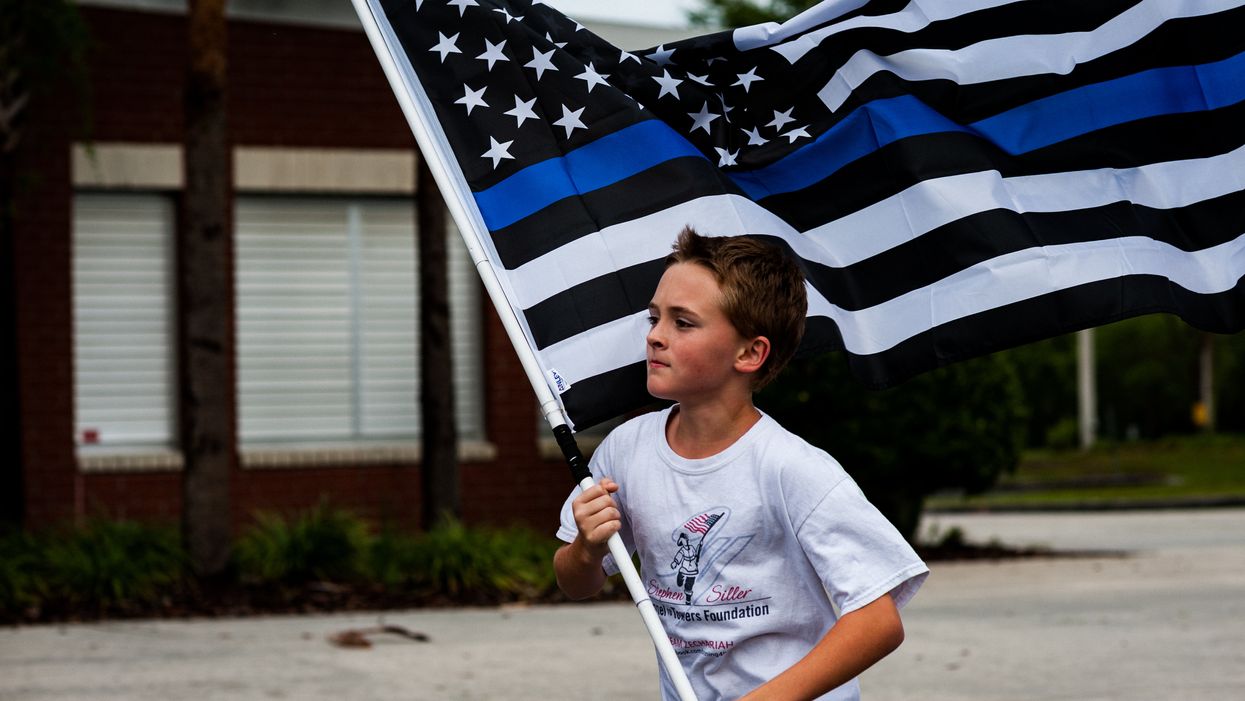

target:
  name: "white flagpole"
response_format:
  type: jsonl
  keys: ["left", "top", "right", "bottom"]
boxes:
{"left": 349, "top": 2, "right": 697, "bottom": 699}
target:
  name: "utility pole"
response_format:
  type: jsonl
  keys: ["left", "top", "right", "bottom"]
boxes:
{"left": 1196, "top": 332, "right": 1215, "bottom": 432}
{"left": 1077, "top": 328, "right": 1097, "bottom": 449}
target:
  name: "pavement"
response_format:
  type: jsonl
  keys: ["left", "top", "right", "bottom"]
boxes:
{"left": 3, "top": 508, "right": 1244, "bottom": 701}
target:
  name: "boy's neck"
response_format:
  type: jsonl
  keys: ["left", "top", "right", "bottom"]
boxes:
{"left": 665, "top": 394, "right": 761, "bottom": 460}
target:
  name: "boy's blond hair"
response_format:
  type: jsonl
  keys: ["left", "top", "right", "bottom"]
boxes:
{"left": 666, "top": 226, "right": 807, "bottom": 389}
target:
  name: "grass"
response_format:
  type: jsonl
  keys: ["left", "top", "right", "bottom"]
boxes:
{"left": 928, "top": 432, "right": 1245, "bottom": 510}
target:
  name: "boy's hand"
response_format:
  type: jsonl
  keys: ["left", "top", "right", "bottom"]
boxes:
{"left": 554, "top": 478, "right": 621, "bottom": 600}
{"left": 571, "top": 477, "right": 621, "bottom": 559}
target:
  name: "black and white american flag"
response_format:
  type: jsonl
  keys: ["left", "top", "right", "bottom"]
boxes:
{"left": 357, "top": 0, "right": 1245, "bottom": 430}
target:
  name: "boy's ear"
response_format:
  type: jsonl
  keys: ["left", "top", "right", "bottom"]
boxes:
{"left": 735, "top": 336, "right": 771, "bottom": 376}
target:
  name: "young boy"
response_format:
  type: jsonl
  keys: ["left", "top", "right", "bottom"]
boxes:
{"left": 554, "top": 227, "right": 928, "bottom": 701}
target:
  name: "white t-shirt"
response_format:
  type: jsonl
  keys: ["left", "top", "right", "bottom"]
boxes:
{"left": 557, "top": 407, "right": 928, "bottom": 701}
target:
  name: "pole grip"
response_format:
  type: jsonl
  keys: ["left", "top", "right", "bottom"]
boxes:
{"left": 552, "top": 424, "right": 593, "bottom": 484}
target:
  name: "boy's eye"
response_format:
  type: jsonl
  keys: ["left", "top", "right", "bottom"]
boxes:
{"left": 675, "top": 318, "right": 693, "bottom": 329}
{"left": 646, "top": 315, "right": 658, "bottom": 327}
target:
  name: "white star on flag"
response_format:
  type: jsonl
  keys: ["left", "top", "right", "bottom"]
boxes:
{"left": 742, "top": 126, "right": 768, "bottom": 146}
{"left": 481, "top": 136, "right": 514, "bottom": 168}
{"left": 619, "top": 50, "right": 640, "bottom": 64}
{"left": 455, "top": 84, "right": 488, "bottom": 114}
{"left": 767, "top": 107, "right": 795, "bottom": 131}
{"left": 447, "top": 0, "right": 477, "bottom": 17}
{"left": 653, "top": 69, "right": 683, "bottom": 100}
{"left": 429, "top": 32, "right": 461, "bottom": 63}
{"left": 477, "top": 39, "right": 509, "bottom": 70}
{"left": 733, "top": 67, "right": 763, "bottom": 92}
{"left": 525, "top": 47, "right": 559, "bottom": 80}
{"left": 504, "top": 96, "right": 539, "bottom": 127}
{"left": 545, "top": 32, "right": 567, "bottom": 49}
{"left": 781, "top": 125, "right": 812, "bottom": 143}
{"left": 553, "top": 104, "right": 587, "bottom": 138}
{"left": 714, "top": 147, "right": 739, "bottom": 167}
{"left": 575, "top": 63, "right": 610, "bottom": 92}
{"left": 687, "top": 102, "right": 719, "bottom": 134}
{"left": 646, "top": 44, "right": 675, "bottom": 66}
{"left": 688, "top": 73, "right": 713, "bottom": 87}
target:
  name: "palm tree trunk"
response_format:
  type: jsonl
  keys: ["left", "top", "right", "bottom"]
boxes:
{"left": 181, "top": 0, "right": 232, "bottom": 575}
{"left": 417, "top": 155, "right": 459, "bottom": 529}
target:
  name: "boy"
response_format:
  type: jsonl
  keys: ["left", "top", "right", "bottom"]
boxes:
{"left": 554, "top": 228, "right": 928, "bottom": 700}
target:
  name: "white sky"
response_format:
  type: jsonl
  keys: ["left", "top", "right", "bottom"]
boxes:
{"left": 542, "top": 0, "right": 705, "bottom": 28}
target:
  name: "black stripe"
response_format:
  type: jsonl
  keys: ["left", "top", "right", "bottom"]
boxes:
{"left": 562, "top": 361, "right": 651, "bottom": 431}
{"left": 488, "top": 156, "right": 739, "bottom": 269}
{"left": 803, "top": 189, "right": 1245, "bottom": 311}
{"left": 844, "top": 274, "right": 1245, "bottom": 390}
{"left": 760, "top": 101, "right": 1245, "bottom": 231}
{"left": 526, "top": 259, "right": 665, "bottom": 350}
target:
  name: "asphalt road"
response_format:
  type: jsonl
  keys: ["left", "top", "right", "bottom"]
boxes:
{"left": 3, "top": 508, "right": 1244, "bottom": 701}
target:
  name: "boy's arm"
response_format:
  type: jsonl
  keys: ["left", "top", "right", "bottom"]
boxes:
{"left": 738, "top": 593, "right": 904, "bottom": 701}
{"left": 553, "top": 478, "right": 621, "bottom": 600}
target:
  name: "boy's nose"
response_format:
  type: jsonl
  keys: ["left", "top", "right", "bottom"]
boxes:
{"left": 646, "top": 326, "right": 665, "bottom": 348}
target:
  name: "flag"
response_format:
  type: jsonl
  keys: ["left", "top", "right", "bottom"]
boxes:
{"left": 356, "top": 0, "right": 1245, "bottom": 431}
{"left": 681, "top": 511, "right": 723, "bottom": 536}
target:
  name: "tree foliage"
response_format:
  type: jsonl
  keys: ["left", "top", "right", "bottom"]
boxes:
{"left": 759, "top": 353, "right": 1025, "bottom": 541}
{"left": 690, "top": 0, "right": 823, "bottom": 27}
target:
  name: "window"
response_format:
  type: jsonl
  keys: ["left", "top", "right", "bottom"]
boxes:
{"left": 72, "top": 193, "right": 178, "bottom": 453}
{"left": 234, "top": 196, "right": 482, "bottom": 446}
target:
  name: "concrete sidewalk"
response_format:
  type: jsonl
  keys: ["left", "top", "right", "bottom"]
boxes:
{"left": 3, "top": 508, "right": 1244, "bottom": 700}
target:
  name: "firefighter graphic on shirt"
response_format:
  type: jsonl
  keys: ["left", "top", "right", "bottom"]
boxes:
{"left": 670, "top": 511, "right": 724, "bottom": 605}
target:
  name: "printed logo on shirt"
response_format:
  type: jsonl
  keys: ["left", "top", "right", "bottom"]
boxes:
{"left": 647, "top": 508, "right": 766, "bottom": 608}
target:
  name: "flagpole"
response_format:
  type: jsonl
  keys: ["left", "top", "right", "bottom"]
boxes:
{"left": 349, "top": 2, "right": 697, "bottom": 699}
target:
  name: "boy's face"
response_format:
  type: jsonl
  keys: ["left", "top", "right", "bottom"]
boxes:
{"left": 646, "top": 263, "right": 754, "bottom": 404}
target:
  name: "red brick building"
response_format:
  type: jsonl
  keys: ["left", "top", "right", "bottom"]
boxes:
{"left": 6, "top": 1, "right": 689, "bottom": 533}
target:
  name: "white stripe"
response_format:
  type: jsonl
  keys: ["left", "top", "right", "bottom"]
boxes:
{"left": 509, "top": 146, "right": 1245, "bottom": 308}
{"left": 807, "top": 143, "right": 1245, "bottom": 266}
{"left": 830, "top": 231, "right": 1245, "bottom": 355}
{"left": 507, "top": 195, "right": 795, "bottom": 308}
{"left": 732, "top": 0, "right": 873, "bottom": 52}
{"left": 817, "top": 0, "right": 1243, "bottom": 113}
{"left": 544, "top": 231, "right": 1245, "bottom": 384}
{"left": 541, "top": 311, "right": 649, "bottom": 389}
{"left": 735, "top": 0, "right": 1022, "bottom": 64}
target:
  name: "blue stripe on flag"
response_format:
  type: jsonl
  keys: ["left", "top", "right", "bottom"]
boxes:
{"left": 728, "top": 95, "right": 970, "bottom": 200}
{"left": 473, "top": 120, "right": 707, "bottom": 231}
{"left": 974, "top": 49, "right": 1245, "bottom": 155}
{"left": 733, "top": 50, "right": 1245, "bottom": 200}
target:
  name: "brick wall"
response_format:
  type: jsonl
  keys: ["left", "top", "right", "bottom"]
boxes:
{"left": 14, "top": 6, "right": 574, "bottom": 535}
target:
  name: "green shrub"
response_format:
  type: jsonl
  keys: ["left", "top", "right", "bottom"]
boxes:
{"left": 234, "top": 501, "right": 370, "bottom": 584}
{"left": 361, "top": 518, "right": 559, "bottom": 599}
{"left": 397, "top": 518, "right": 557, "bottom": 598}
{"left": 15, "top": 520, "right": 184, "bottom": 615}
{"left": 0, "top": 530, "right": 45, "bottom": 616}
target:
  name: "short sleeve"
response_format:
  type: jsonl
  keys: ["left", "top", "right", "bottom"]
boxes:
{"left": 553, "top": 435, "right": 635, "bottom": 577}
{"left": 796, "top": 477, "right": 929, "bottom": 615}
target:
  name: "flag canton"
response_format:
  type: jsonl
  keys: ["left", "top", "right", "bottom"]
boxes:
{"left": 380, "top": 0, "right": 835, "bottom": 191}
